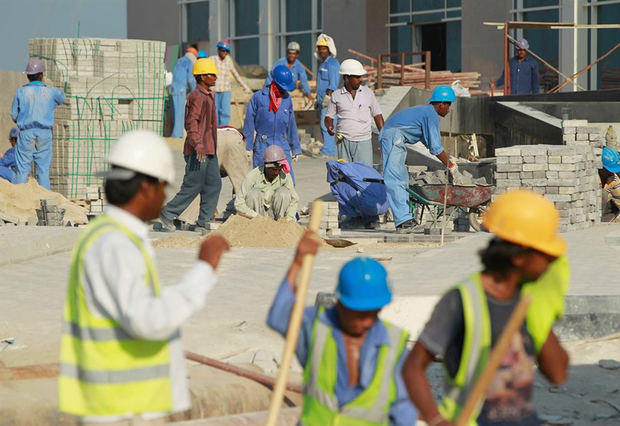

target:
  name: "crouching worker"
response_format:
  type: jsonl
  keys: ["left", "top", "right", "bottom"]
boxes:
{"left": 235, "top": 145, "right": 299, "bottom": 221}
{"left": 403, "top": 189, "right": 570, "bottom": 426}
{"left": 0, "top": 128, "right": 19, "bottom": 183}
{"left": 267, "top": 230, "right": 417, "bottom": 425}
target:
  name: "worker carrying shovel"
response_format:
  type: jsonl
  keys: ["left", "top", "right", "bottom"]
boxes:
{"left": 267, "top": 231, "right": 417, "bottom": 424}
{"left": 58, "top": 131, "right": 230, "bottom": 424}
{"left": 402, "top": 189, "right": 570, "bottom": 426}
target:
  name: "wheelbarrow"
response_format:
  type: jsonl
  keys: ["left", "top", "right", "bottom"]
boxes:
{"left": 405, "top": 183, "right": 493, "bottom": 231}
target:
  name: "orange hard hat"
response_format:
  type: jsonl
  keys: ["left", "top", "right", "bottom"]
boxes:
{"left": 482, "top": 189, "right": 567, "bottom": 257}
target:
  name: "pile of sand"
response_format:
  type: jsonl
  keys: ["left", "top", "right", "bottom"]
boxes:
{"left": 153, "top": 215, "right": 309, "bottom": 248}
{"left": 0, "top": 178, "right": 88, "bottom": 224}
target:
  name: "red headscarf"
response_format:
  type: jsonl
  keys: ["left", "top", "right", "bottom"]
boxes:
{"left": 269, "top": 82, "right": 283, "bottom": 113}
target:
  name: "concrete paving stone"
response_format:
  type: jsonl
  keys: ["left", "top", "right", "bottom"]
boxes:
{"left": 496, "top": 164, "right": 522, "bottom": 172}
{"left": 546, "top": 171, "right": 559, "bottom": 179}
{"left": 522, "top": 163, "right": 548, "bottom": 172}
{"left": 546, "top": 194, "right": 572, "bottom": 202}
{"left": 495, "top": 156, "right": 508, "bottom": 164}
{"left": 509, "top": 156, "right": 523, "bottom": 164}
{"left": 549, "top": 163, "right": 578, "bottom": 171}
{"left": 562, "top": 119, "right": 588, "bottom": 127}
{"left": 520, "top": 171, "right": 533, "bottom": 179}
{"left": 532, "top": 170, "right": 547, "bottom": 179}
{"left": 495, "top": 147, "right": 522, "bottom": 156}
{"left": 562, "top": 127, "right": 576, "bottom": 134}
{"left": 522, "top": 156, "right": 535, "bottom": 163}
{"left": 576, "top": 133, "right": 590, "bottom": 141}
{"left": 562, "top": 134, "right": 576, "bottom": 142}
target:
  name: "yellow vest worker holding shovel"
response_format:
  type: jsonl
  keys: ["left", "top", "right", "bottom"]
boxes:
{"left": 267, "top": 230, "right": 416, "bottom": 425}
{"left": 403, "top": 189, "right": 570, "bottom": 426}
{"left": 58, "top": 131, "right": 230, "bottom": 424}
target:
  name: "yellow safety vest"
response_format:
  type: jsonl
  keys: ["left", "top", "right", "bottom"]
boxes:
{"left": 300, "top": 307, "right": 409, "bottom": 426}
{"left": 440, "top": 257, "right": 570, "bottom": 424}
{"left": 58, "top": 215, "right": 173, "bottom": 417}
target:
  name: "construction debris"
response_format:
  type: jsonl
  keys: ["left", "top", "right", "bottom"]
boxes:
{"left": 36, "top": 199, "right": 65, "bottom": 226}
{"left": 412, "top": 169, "right": 490, "bottom": 186}
{"left": 0, "top": 179, "right": 88, "bottom": 225}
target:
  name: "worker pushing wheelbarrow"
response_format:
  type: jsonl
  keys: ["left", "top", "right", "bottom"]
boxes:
{"left": 406, "top": 182, "right": 493, "bottom": 231}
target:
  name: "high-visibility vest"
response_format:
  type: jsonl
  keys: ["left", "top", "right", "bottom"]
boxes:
{"left": 300, "top": 307, "right": 409, "bottom": 426}
{"left": 440, "top": 258, "right": 570, "bottom": 425}
{"left": 58, "top": 215, "right": 173, "bottom": 417}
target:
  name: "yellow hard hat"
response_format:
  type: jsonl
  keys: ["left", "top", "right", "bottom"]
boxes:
{"left": 192, "top": 58, "right": 219, "bottom": 75}
{"left": 316, "top": 35, "right": 329, "bottom": 48}
{"left": 482, "top": 189, "right": 567, "bottom": 257}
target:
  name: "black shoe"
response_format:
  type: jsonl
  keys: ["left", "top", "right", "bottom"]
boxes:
{"left": 396, "top": 219, "right": 417, "bottom": 234}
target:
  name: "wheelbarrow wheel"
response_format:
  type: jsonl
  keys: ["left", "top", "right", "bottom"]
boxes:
{"left": 468, "top": 205, "right": 488, "bottom": 232}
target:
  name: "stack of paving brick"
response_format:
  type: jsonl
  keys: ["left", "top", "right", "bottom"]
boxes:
{"left": 319, "top": 201, "right": 341, "bottom": 236}
{"left": 29, "top": 38, "right": 167, "bottom": 199}
{"left": 494, "top": 123, "right": 603, "bottom": 231}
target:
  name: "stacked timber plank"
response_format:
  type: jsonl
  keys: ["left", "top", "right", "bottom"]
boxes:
{"left": 29, "top": 38, "right": 167, "bottom": 199}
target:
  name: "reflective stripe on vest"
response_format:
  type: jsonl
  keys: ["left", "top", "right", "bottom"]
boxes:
{"left": 58, "top": 215, "right": 173, "bottom": 416}
{"left": 440, "top": 276, "right": 491, "bottom": 425}
{"left": 301, "top": 307, "right": 409, "bottom": 425}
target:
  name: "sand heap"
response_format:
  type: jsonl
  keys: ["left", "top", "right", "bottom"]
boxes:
{"left": 153, "top": 215, "right": 309, "bottom": 248}
{"left": 0, "top": 178, "right": 88, "bottom": 225}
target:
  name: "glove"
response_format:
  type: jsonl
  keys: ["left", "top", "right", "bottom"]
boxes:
{"left": 321, "top": 94, "right": 331, "bottom": 108}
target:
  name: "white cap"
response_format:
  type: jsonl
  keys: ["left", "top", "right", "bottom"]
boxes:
{"left": 287, "top": 41, "right": 300, "bottom": 52}
{"left": 106, "top": 130, "right": 175, "bottom": 183}
{"left": 339, "top": 59, "right": 367, "bottom": 76}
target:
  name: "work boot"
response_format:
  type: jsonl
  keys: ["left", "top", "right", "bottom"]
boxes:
{"left": 395, "top": 219, "right": 417, "bottom": 234}
{"left": 158, "top": 214, "right": 176, "bottom": 232}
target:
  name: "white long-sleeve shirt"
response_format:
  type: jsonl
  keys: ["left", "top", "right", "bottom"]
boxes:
{"left": 80, "top": 205, "right": 216, "bottom": 422}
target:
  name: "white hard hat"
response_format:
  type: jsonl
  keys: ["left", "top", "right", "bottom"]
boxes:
{"left": 339, "top": 59, "right": 366, "bottom": 76}
{"left": 107, "top": 130, "right": 175, "bottom": 183}
{"left": 287, "top": 41, "right": 300, "bottom": 52}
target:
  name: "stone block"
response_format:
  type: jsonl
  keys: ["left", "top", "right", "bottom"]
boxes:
{"left": 496, "top": 164, "right": 522, "bottom": 172}
{"left": 496, "top": 179, "right": 522, "bottom": 188}
{"left": 519, "top": 145, "right": 549, "bottom": 155}
{"left": 549, "top": 163, "right": 577, "bottom": 171}
{"left": 523, "top": 156, "right": 535, "bottom": 163}
{"left": 507, "top": 172, "right": 520, "bottom": 179}
{"left": 509, "top": 156, "right": 523, "bottom": 164}
{"left": 495, "top": 147, "right": 522, "bottom": 156}
{"left": 522, "top": 163, "right": 547, "bottom": 172}
{"left": 546, "top": 171, "right": 559, "bottom": 179}
{"left": 558, "top": 171, "right": 577, "bottom": 179}
{"left": 533, "top": 171, "right": 547, "bottom": 179}
{"left": 495, "top": 156, "right": 508, "bottom": 164}
{"left": 535, "top": 155, "right": 547, "bottom": 164}
{"left": 546, "top": 178, "right": 579, "bottom": 187}
{"left": 495, "top": 172, "right": 508, "bottom": 180}
{"left": 520, "top": 172, "right": 533, "bottom": 179}
{"left": 576, "top": 133, "right": 589, "bottom": 141}
{"left": 562, "top": 127, "right": 576, "bottom": 134}
{"left": 562, "top": 119, "right": 588, "bottom": 127}
{"left": 546, "top": 186, "right": 559, "bottom": 194}
{"left": 546, "top": 194, "right": 572, "bottom": 202}
{"left": 562, "top": 134, "right": 576, "bottom": 143}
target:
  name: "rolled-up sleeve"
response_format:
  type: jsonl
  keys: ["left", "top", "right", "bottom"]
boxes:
{"left": 266, "top": 278, "right": 317, "bottom": 366}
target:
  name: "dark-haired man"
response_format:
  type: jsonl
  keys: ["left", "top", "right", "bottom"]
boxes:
{"left": 58, "top": 130, "right": 230, "bottom": 424}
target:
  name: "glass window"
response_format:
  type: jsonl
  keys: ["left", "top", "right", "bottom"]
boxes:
{"left": 235, "top": 38, "right": 259, "bottom": 65}
{"left": 235, "top": 0, "right": 259, "bottom": 37}
{"left": 522, "top": 9, "right": 559, "bottom": 68}
{"left": 317, "top": 0, "right": 322, "bottom": 29}
{"left": 287, "top": 0, "right": 312, "bottom": 31}
{"left": 187, "top": 1, "right": 210, "bottom": 42}
{"left": 523, "top": 0, "right": 557, "bottom": 8}
{"left": 390, "top": 16, "right": 412, "bottom": 56}
{"left": 597, "top": 4, "right": 620, "bottom": 89}
{"left": 413, "top": 0, "right": 439, "bottom": 11}
{"left": 446, "top": 21, "right": 461, "bottom": 72}
{"left": 391, "top": 0, "right": 410, "bottom": 14}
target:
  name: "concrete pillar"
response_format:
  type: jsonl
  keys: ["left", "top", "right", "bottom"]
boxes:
{"left": 559, "top": 0, "right": 588, "bottom": 92}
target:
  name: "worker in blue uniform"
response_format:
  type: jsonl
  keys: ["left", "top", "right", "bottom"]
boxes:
{"left": 492, "top": 38, "right": 539, "bottom": 95}
{"left": 380, "top": 85, "right": 457, "bottom": 233}
{"left": 243, "top": 65, "right": 302, "bottom": 182}
{"left": 265, "top": 41, "right": 312, "bottom": 104}
{"left": 11, "top": 58, "right": 65, "bottom": 189}
{"left": 0, "top": 128, "right": 19, "bottom": 183}
{"left": 170, "top": 47, "right": 198, "bottom": 138}
{"left": 315, "top": 34, "right": 340, "bottom": 157}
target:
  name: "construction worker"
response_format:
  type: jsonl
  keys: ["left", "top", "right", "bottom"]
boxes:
{"left": 315, "top": 33, "right": 340, "bottom": 157}
{"left": 492, "top": 39, "right": 539, "bottom": 95}
{"left": 267, "top": 235, "right": 416, "bottom": 424}
{"left": 403, "top": 189, "right": 570, "bottom": 426}
{"left": 209, "top": 40, "right": 252, "bottom": 125}
{"left": 58, "top": 130, "right": 231, "bottom": 423}
{"left": 159, "top": 58, "right": 221, "bottom": 234}
{"left": 600, "top": 146, "right": 620, "bottom": 220}
{"left": 379, "top": 85, "right": 457, "bottom": 233}
{"left": 170, "top": 47, "right": 198, "bottom": 138}
{"left": 325, "top": 59, "right": 384, "bottom": 165}
{"left": 0, "top": 128, "right": 19, "bottom": 183}
{"left": 10, "top": 58, "right": 65, "bottom": 189}
{"left": 243, "top": 65, "right": 302, "bottom": 181}
{"left": 265, "top": 41, "right": 313, "bottom": 104}
{"left": 235, "top": 145, "right": 299, "bottom": 221}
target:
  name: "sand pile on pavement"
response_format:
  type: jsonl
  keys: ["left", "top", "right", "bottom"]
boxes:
{"left": 0, "top": 178, "right": 88, "bottom": 224}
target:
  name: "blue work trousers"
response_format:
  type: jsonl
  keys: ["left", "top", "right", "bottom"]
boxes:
{"left": 0, "top": 166, "right": 14, "bottom": 183}
{"left": 14, "top": 128, "right": 53, "bottom": 189}
{"left": 380, "top": 128, "right": 412, "bottom": 226}
{"left": 337, "top": 137, "right": 373, "bottom": 166}
{"left": 319, "top": 105, "right": 337, "bottom": 156}
{"left": 215, "top": 91, "right": 232, "bottom": 126}
{"left": 170, "top": 85, "right": 187, "bottom": 138}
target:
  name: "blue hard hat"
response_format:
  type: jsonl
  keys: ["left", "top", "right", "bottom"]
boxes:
{"left": 602, "top": 147, "right": 620, "bottom": 173}
{"left": 336, "top": 257, "right": 392, "bottom": 311}
{"left": 217, "top": 40, "right": 231, "bottom": 51}
{"left": 427, "top": 85, "right": 456, "bottom": 103}
{"left": 271, "top": 65, "right": 296, "bottom": 92}
{"left": 197, "top": 50, "right": 207, "bottom": 59}
{"left": 8, "top": 127, "right": 19, "bottom": 140}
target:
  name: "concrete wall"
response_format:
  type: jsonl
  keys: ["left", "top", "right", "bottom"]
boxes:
{"left": 127, "top": 0, "right": 179, "bottom": 47}
{"left": 0, "top": 71, "right": 28, "bottom": 153}
{"left": 461, "top": 0, "right": 511, "bottom": 89}
{"left": 323, "top": 0, "right": 388, "bottom": 62}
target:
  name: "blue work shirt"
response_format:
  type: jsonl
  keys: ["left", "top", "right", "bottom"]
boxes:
{"left": 316, "top": 56, "right": 340, "bottom": 104}
{"left": 0, "top": 147, "right": 16, "bottom": 169}
{"left": 243, "top": 87, "right": 301, "bottom": 164}
{"left": 11, "top": 81, "right": 65, "bottom": 130}
{"left": 496, "top": 55, "right": 539, "bottom": 95}
{"left": 266, "top": 278, "right": 417, "bottom": 426}
{"left": 265, "top": 58, "right": 311, "bottom": 95}
{"left": 171, "top": 55, "right": 197, "bottom": 92}
{"left": 381, "top": 105, "right": 444, "bottom": 155}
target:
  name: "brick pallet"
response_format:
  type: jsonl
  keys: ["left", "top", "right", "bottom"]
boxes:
{"left": 29, "top": 38, "right": 167, "bottom": 200}
{"left": 494, "top": 120, "right": 603, "bottom": 232}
